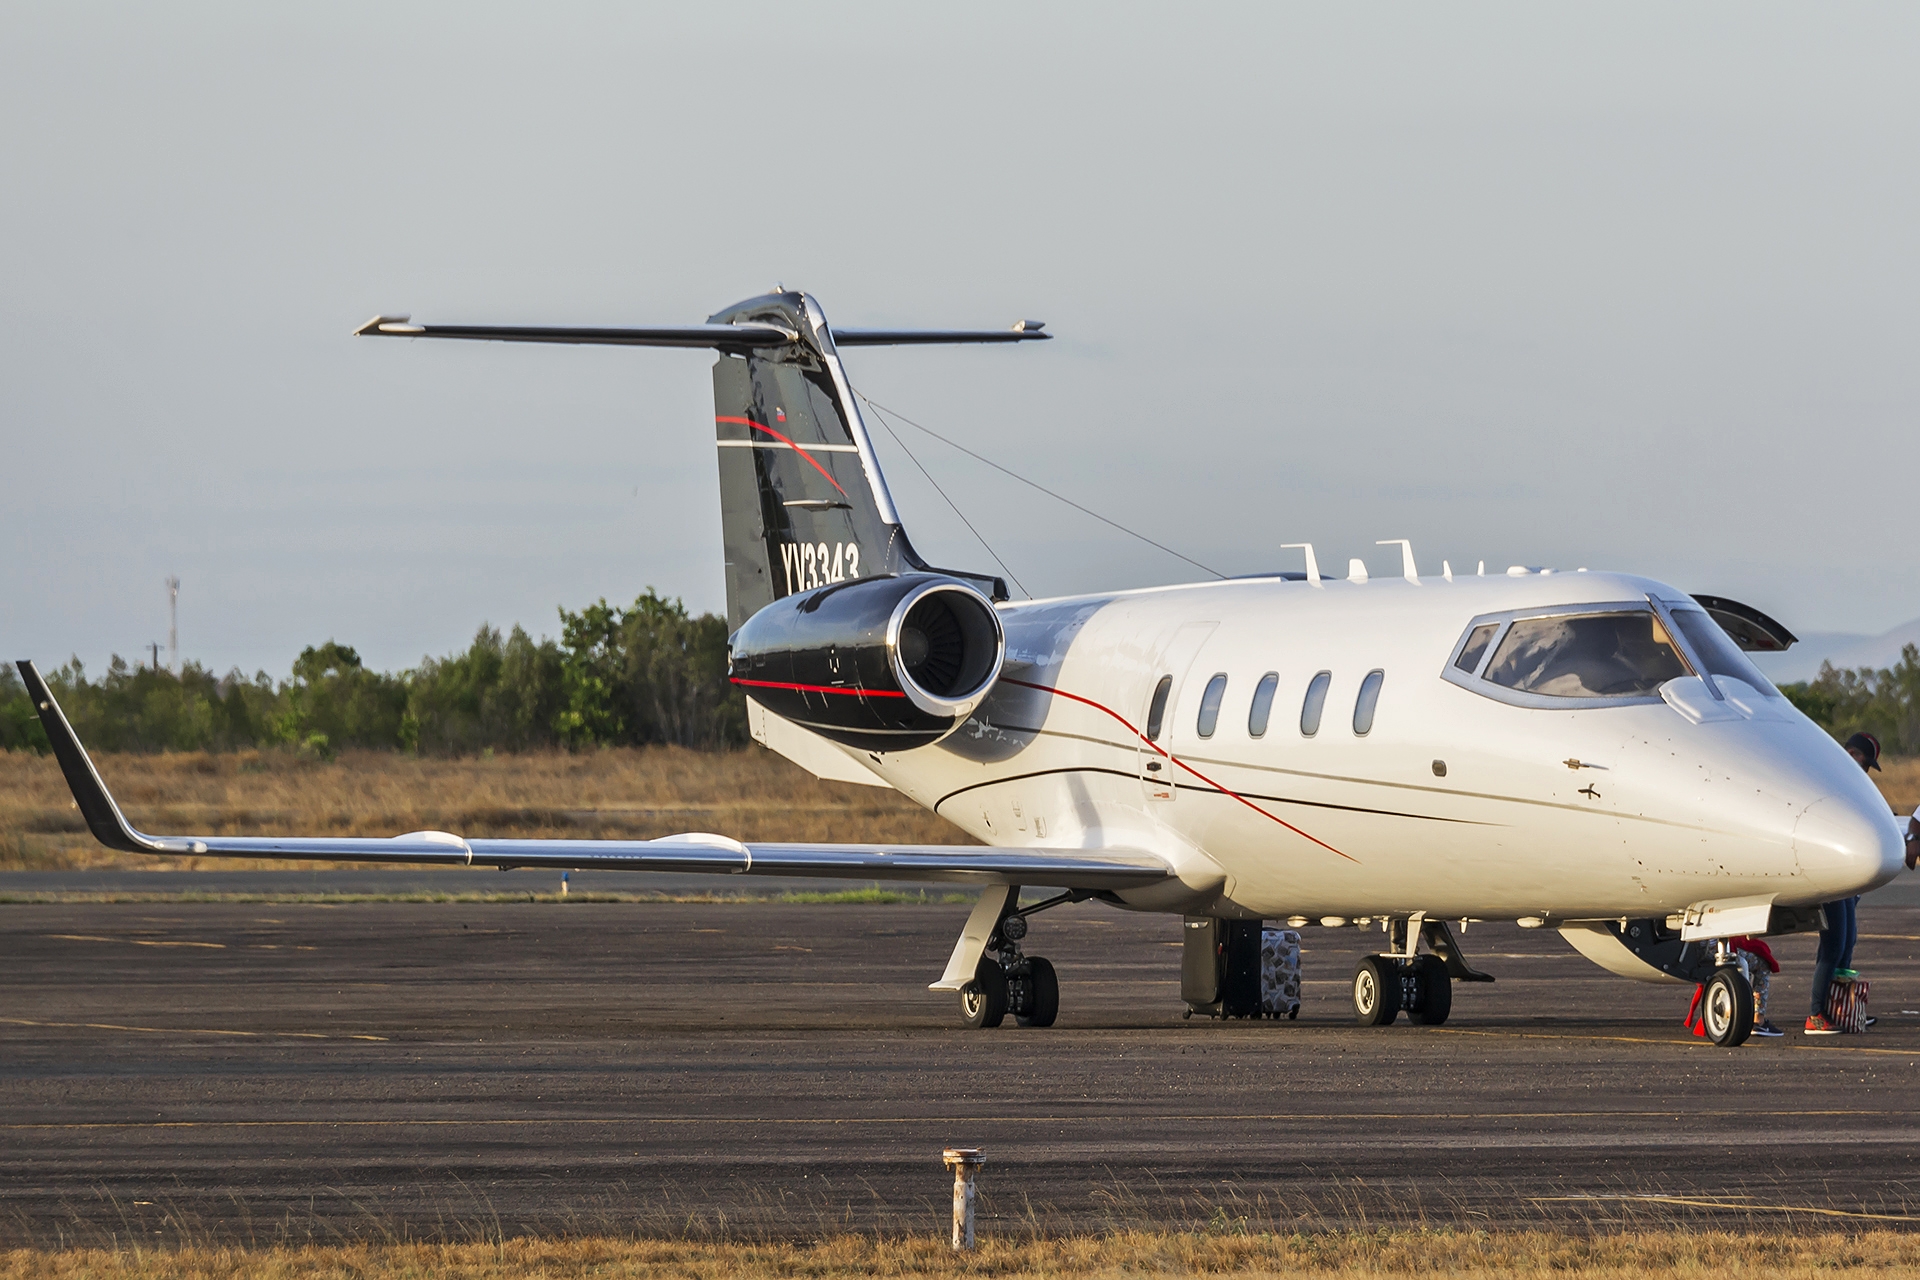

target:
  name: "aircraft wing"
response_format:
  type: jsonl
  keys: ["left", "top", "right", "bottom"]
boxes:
{"left": 15, "top": 661, "right": 1169, "bottom": 891}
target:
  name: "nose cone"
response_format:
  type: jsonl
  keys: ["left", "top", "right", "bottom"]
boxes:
{"left": 1795, "top": 794, "right": 1905, "bottom": 898}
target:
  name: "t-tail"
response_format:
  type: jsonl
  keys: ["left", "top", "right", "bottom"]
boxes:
{"left": 356, "top": 290, "right": 1047, "bottom": 630}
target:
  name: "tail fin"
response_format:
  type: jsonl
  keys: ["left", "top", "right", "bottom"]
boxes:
{"left": 707, "top": 290, "right": 1004, "bottom": 629}
{"left": 356, "top": 290, "right": 1047, "bottom": 630}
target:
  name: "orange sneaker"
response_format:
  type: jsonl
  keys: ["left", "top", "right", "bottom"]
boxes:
{"left": 1804, "top": 1014, "right": 1841, "bottom": 1036}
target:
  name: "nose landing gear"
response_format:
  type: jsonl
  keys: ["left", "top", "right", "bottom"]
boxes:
{"left": 1699, "top": 941, "right": 1756, "bottom": 1047}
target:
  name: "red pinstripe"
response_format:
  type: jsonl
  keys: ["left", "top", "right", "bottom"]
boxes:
{"left": 731, "top": 677, "right": 907, "bottom": 699}
{"left": 1001, "top": 677, "right": 1355, "bottom": 862}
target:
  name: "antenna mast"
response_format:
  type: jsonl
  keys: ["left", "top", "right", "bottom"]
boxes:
{"left": 166, "top": 576, "right": 180, "bottom": 674}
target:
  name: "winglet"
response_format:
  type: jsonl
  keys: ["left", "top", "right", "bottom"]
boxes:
{"left": 13, "top": 661, "right": 158, "bottom": 854}
{"left": 353, "top": 314, "right": 422, "bottom": 336}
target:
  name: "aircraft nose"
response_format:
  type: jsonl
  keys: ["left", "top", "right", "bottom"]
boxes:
{"left": 1795, "top": 794, "right": 1904, "bottom": 897}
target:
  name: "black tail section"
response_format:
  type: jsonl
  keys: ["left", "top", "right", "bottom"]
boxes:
{"left": 707, "top": 291, "right": 1005, "bottom": 630}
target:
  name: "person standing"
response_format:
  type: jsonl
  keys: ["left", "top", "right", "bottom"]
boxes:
{"left": 1806, "top": 731, "right": 1882, "bottom": 1034}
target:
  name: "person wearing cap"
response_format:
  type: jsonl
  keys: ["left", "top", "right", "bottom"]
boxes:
{"left": 1806, "top": 731, "right": 1882, "bottom": 1034}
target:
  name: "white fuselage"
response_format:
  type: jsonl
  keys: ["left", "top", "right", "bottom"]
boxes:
{"left": 861, "top": 569, "right": 1902, "bottom": 923}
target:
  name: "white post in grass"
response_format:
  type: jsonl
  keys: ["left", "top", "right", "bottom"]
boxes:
{"left": 943, "top": 1147, "right": 984, "bottom": 1249}
{"left": 561, "top": 871, "right": 569, "bottom": 898}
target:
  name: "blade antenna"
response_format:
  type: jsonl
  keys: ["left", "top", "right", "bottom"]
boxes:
{"left": 860, "top": 393, "right": 1030, "bottom": 599}
{"left": 854, "top": 393, "right": 1225, "bottom": 580}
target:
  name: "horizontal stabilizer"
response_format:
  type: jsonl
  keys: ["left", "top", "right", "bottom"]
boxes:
{"left": 832, "top": 324, "right": 1050, "bottom": 346}
{"left": 14, "top": 660, "right": 1168, "bottom": 891}
{"left": 353, "top": 317, "right": 1051, "bottom": 348}
{"left": 354, "top": 317, "right": 800, "bottom": 348}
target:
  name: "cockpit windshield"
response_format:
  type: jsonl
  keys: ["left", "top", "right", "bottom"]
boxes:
{"left": 1669, "top": 607, "right": 1782, "bottom": 699}
{"left": 1481, "top": 611, "right": 1689, "bottom": 699}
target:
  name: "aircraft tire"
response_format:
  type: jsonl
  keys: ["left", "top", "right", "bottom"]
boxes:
{"left": 1409, "top": 955, "right": 1452, "bottom": 1026}
{"left": 1016, "top": 956, "right": 1059, "bottom": 1028}
{"left": 1352, "top": 956, "right": 1400, "bottom": 1026}
{"left": 1701, "top": 966, "right": 1754, "bottom": 1047}
{"left": 960, "top": 958, "right": 1009, "bottom": 1029}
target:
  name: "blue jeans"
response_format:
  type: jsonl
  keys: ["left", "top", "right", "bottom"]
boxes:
{"left": 1811, "top": 896, "right": 1860, "bottom": 1015}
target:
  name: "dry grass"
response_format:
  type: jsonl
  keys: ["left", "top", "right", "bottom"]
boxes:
{"left": 4, "top": 1231, "right": 1920, "bottom": 1278}
{"left": 1878, "top": 756, "right": 1920, "bottom": 816}
{"left": 0, "top": 745, "right": 965, "bottom": 872}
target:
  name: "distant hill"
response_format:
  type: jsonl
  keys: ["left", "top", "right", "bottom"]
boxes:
{"left": 1751, "top": 616, "right": 1920, "bottom": 684}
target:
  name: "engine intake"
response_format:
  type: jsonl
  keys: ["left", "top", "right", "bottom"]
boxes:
{"left": 729, "top": 574, "right": 1005, "bottom": 752}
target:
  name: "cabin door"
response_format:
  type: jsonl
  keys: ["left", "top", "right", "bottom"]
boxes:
{"left": 1138, "top": 621, "right": 1217, "bottom": 802}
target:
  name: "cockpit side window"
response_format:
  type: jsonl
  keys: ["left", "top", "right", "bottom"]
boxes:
{"left": 1454, "top": 623, "right": 1499, "bottom": 674}
{"left": 1482, "top": 611, "right": 1688, "bottom": 698}
{"left": 1669, "top": 608, "right": 1783, "bottom": 699}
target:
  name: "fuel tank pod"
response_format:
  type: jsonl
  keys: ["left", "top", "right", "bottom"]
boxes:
{"left": 728, "top": 574, "right": 1006, "bottom": 752}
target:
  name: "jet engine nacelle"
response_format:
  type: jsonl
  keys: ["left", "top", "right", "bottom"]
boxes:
{"left": 729, "top": 574, "right": 1005, "bottom": 752}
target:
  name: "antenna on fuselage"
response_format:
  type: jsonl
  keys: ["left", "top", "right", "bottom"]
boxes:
{"left": 1376, "top": 539, "right": 1419, "bottom": 585}
{"left": 1279, "top": 543, "right": 1323, "bottom": 588}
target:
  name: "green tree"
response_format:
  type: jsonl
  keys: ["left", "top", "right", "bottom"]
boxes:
{"left": 1789, "top": 643, "right": 1920, "bottom": 755}
{"left": 0, "top": 663, "right": 50, "bottom": 753}
{"left": 557, "top": 590, "right": 744, "bottom": 749}
{"left": 408, "top": 624, "right": 565, "bottom": 753}
{"left": 279, "top": 642, "right": 408, "bottom": 755}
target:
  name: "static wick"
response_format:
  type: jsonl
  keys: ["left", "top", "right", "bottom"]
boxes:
{"left": 943, "top": 1147, "right": 985, "bottom": 1249}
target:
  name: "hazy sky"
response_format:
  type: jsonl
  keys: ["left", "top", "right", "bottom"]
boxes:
{"left": 5, "top": 4, "right": 1917, "bottom": 678}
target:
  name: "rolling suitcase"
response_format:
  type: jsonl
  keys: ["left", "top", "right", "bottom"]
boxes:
{"left": 1260, "top": 927, "right": 1301, "bottom": 1019}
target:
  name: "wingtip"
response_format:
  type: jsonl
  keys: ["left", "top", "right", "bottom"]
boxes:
{"left": 354, "top": 314, "right": 420, "bottom": 337}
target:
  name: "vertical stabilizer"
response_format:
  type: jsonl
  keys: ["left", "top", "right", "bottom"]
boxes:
{"left": 708, "top": 291, "right": 1004, "bottom": 630}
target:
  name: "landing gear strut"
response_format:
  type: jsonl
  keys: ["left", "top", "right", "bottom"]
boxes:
{"left": 1349, "top": 915, "right": 1488, "bottom": 1027}
{"left": 954, "top": 888, "right": 1084, "bottom": 1028}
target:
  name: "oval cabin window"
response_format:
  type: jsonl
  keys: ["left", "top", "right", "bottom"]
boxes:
{"left": 1247, "top": 672, "right": 1279, "bottom": 737}
{"left": 1353, "top": 669, "right": 1385, "bottom": 735}
{"left": 1196, "top": 673, "right": 1228, "bottom": 738}
{"left": 1145, "top": 675, "right": 1174, "bottom": 741}
{"left": 1300, "top": 671, "right": 1332, "bottom": 737}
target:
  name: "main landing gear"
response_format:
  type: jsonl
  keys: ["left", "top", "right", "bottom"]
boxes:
{"left": 1698, "top": 939, "right": 1756, "bottom": 1048}
{"left": 957, "top": 890, "right": 1085, "bottom": 1028}
{"left": 1350, "top": 916, "right": 1494, "bottom": 1028}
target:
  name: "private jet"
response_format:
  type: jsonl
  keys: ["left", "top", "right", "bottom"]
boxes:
{"left": 18, "top": 289, "right": 1904, "bottom": 1046}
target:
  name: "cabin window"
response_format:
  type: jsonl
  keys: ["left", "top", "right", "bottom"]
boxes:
{"left": 1145, "top": 675, "right": 1174, "bottom": 740}
{"left": 1300, "top": 671, "right": 1332, "bottom": 737}
{"left": 1353, "top": 670, "right": 1384, "bottom": 735}
{"left": 1669, "top": 608, "right": 1782, "bottom": 698}
{"left": 1195, "top": 674, "right": 1227, "bottom": 738}
{"left": 1454, "top": 623, "right": 1499, "bottom": 674}
{"left": 1247, "top": 671, "right": 1279, "bottom": 737}
{"left": 1483, "top": 611, "right": 1687, "bottom": 698}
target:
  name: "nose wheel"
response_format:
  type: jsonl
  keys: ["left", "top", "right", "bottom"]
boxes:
{"left": 1700, "top": 965, "right": 1755, "bottom": 1047}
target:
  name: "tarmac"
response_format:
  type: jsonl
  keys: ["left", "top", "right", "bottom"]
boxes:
{"left": 3, "top": 874, "right": 1918, "bottom": 1243}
